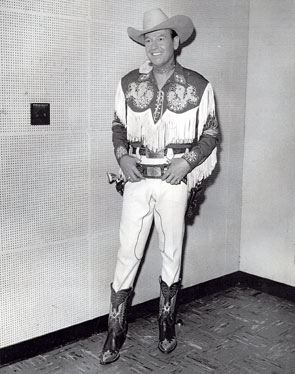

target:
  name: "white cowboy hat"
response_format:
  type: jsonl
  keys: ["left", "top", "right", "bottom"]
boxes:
{"left": 127, "top": 8, "right": 194, "bottom": 46}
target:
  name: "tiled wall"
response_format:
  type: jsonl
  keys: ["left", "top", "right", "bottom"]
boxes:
{"left": 0, "top": 0, "right": 249, "bottom": 348}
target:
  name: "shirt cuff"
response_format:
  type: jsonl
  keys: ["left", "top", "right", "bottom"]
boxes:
{"left": 182, "top": 150, "right": 201, "bottom": 169}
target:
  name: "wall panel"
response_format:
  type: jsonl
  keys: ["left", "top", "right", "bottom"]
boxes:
{"left": 0, "top": 11, "right": 89, "bottom": 133}
{"left": 0, "top": 134, "right": 88, "bottom": 251}
{"left": 240, "top": 0, "right": 295, "bottom": 286}
{"left": 0, "top": 239, "right": 89, "bottom": 348}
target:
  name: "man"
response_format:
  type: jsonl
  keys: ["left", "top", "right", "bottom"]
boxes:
{"left": 100, "top": 8, "right": 219, "bottom": 365}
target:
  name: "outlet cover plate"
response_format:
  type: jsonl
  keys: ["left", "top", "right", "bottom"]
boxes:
{"left": 31, "top": 103, "right": 50, "bottom": 125}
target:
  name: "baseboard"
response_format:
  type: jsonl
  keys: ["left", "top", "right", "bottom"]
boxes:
{"left": 1, "top": 271, "right": 294, "bottom": 367}
{"left": 236, "top": 271, "right": 295, "bottom": 302}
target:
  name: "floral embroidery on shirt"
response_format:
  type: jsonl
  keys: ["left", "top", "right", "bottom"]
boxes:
{"left": 203, "top": 114, "right": 219, "bottom": 137}
{"left": 153, "top": 90, "right": 164, "bottom": 123}
{"left": 126, "top": 81, "right": 154, "bottom": 109}
{"left": 175, "top": 73, "right": 186, "bottom": 85}
{"left": 115, "top": 145, "right": 128, "bottom": 161}
{"left": 138, "top": 73, "right": 151, "bottom": 81}
{"left": 183, "top": 150, "right": 199, "bottom": 164}
{"left": 167, "top": 83, "right": 199, "bottom": 112}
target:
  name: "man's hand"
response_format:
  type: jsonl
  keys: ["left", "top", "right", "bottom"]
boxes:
{"left": 120, "top": 155, "right": 145, "bottom": 182}
{"left": 161, "top": 158, "right": 191, "bottom": 185}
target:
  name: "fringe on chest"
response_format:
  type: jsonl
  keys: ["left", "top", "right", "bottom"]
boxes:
{"left": 126, "top": 107, "right": 198, "bottom": 152}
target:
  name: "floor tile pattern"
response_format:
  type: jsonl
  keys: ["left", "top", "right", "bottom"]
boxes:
{"left": 1, "top": 287, "right": 294, "bottom": 373}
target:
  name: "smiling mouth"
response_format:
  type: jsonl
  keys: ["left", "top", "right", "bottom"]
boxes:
{"left": 151, "top": 52, "right": 161, "bottom": 56}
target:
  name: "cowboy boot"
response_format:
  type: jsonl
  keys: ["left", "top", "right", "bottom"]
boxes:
{"left": 158, "top": 276, "right": 181, "bottom": 354}
{"left": 100, "top": 284, "right": 132, "bottom": 365}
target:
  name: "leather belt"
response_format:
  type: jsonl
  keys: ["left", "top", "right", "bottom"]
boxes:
{"left": 132, "top": 147, "right": 186, "bottom": 158}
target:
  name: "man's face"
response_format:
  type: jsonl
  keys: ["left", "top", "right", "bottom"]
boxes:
{"left": 144, "top": 29, "right": 179, "bottom": 68}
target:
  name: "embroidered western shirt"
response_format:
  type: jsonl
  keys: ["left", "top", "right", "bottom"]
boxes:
{"left": 112, "top": 63, "right": 219, "bottom": 174}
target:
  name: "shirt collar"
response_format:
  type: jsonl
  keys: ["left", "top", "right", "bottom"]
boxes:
{"left": 138, "top": 61, "right": 186, "bottom": 86}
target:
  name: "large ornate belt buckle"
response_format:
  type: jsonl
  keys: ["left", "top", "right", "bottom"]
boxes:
{"left": 137, "top": 164, "right": 167, "bottom": 178}
{"left": 146, "top": 166, "right": 162, "bottom": 177}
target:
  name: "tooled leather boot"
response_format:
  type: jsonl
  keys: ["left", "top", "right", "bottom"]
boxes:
{"left": 158, "top": 276, "right": 181, "bottom": 353}
{"left": 100, "top": 284, "right": 132, "bottom": 365}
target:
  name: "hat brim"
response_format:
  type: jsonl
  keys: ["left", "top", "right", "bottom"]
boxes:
{"left": 127, "top": 15, "right": 194, "bottom": 46}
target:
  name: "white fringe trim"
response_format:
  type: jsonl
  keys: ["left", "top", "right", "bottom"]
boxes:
{"left": 114, "top": 82, "right": 126, "bottom": 126}
{"left": 126, "top": 107, "right": 198, "bottom": 152}
{"left": 187, "top": 147, "right": 217, "bottom": 191}
{"left": 184, "top": 82, "right": 217, "bottom": 190}
{"left": 197, "top": 83, "right": 215, "bottom": 140}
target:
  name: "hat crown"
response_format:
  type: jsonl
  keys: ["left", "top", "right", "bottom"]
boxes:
{"left": 143, "top": 8, "right": 168, "bottom": 30}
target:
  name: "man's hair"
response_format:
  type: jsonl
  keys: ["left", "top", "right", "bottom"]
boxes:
{"left": 170, "top": 30, "right": 178, "bottom": 39}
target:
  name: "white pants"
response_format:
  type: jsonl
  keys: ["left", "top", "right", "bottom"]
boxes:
{"left": 113, "top": 179, "right": 188, "bottom": 291}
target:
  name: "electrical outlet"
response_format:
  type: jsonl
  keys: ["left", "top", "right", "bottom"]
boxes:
{"left": 31, "top": 103, "right": 50, "bottom": 125}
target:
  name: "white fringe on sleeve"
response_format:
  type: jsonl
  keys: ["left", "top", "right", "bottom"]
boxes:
{"left": 187, "top": 83, "right": 218, "bottom": 190}
{"left": 114, "top": 81, "right": 127, "bottom": 126}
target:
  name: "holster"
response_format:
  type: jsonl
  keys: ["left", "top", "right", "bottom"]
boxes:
{"left": 185, "top": 182, "right": 203, "bottom": 223}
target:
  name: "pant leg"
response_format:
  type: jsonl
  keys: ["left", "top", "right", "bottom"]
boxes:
{"left": 154, "top": 181, "right": 188, "bottom": 286}
{"left": 113, "top": 180, "right": 155, "bottom": 292}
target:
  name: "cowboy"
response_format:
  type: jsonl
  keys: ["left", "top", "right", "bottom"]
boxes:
{"left": 100, "top": 8, "right": 219, "bottom": 364}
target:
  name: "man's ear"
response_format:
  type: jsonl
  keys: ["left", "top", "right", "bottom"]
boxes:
{"left": 173, "top": 35, "right": 180, "bottom": 50}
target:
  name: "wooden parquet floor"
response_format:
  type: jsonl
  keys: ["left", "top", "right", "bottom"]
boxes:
{"left": 1, "top": 287, "right": 294, "bottom": 374}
